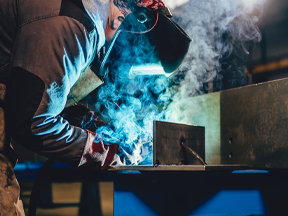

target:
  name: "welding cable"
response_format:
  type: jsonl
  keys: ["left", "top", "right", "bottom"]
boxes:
{"left": 28, "top": 159, "right": 55, "bottom": 216}
{"left": 99, "top": 13, "right": 159, "bottom": 77}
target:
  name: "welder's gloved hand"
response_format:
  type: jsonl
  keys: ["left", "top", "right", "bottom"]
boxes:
{"left": 78, "top": 132, "right": 120, "bottom": 170}
{"left": 61, "top": 104, "right": 106, "bottom": 131}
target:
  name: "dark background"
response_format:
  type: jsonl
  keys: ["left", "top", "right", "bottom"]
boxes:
{"left": 242, "top": 0, "right": 288, "bottom": 84}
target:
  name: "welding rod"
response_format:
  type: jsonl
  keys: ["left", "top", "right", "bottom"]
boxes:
{"left": 181, "top": 142, "right": 207, "bottom": 165}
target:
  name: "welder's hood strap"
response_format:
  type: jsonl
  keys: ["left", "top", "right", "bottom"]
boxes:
{"left": 99, "top": 6, "right": 192, "bottom": 78}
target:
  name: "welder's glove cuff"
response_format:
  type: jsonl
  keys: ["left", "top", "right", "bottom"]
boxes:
{"left": 78, "top": 131, "right": 120, "bottom": 170}
{"left": 61, "top": 104, "right": 106, "bottom": 131}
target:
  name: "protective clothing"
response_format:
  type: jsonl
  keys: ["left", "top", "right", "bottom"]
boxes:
{"left": 79, "top": 132, "right": 120, "bottom": 170}
{"left": 61, "top": 104, "right": 106, "bottom": 133}
{"left": 99, "top": 0, "right": 192, "bottom": 78}
{"left": 65, "top": 67, "right": 104, "bottom": 108}
{"left": 0, "top": 0, "right": 190, "bottom": 213}
{"left": 62, "top": 104, "right": 120, "bottom": 170}
{"left": 1, "top": 0, "right": 105, "bottom": 167}
{"left": 0, "top": 0, "right": 111, "bottom": 213}
{"left": 113, "top": 0, "right": 166, "bottom": 16}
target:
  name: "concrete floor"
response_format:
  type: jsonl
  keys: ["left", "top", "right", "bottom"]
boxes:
{"left": 21, "top": 182, "right": 114, "bottom": 216}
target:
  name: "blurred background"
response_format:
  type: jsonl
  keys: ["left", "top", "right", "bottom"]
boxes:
{"left": 13, "top": 0, "right": 288, "bottom": 215}
{"left": 164, "top": 0, "right": 288, "bottom": 92}
{"left": 245, "top": 0, "right": 288, "bottom": 83}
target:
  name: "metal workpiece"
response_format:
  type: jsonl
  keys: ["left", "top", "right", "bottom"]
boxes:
{"left": 113, "top": 78, "right": 288, "bottom": 170}
{"left": 183, "top": 77, "right": 288, "bottom": 169}
{"left": 111, "top": 164, "right": 248, "bottom": 172}
{"left": 153, "top": 121, "right": 205, "bottom": 166}
{"left": 220, "top": 77, "right": 288, "bottom": 168}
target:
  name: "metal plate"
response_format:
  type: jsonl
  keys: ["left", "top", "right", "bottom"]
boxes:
{"left": 111, "top": 164, "right": 248, "bottom": 172}
{"left": 153, "top": 121, "right": 205, "bottom": 165}
{"left": 220, "top": 78, "right": 288, "bottom": 168}
{"left": 160, "top": 78, "right": 288, "bottom": 168}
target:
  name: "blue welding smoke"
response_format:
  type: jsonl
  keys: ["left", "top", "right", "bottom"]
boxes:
{"left": 88, "top": 0, "right": 265, "bottom": 165}
{"left": 164, "top": 0, "right": 265, "bottom": 123}
{"left": 94, "top": 75, "right": 169, "bottom": 165}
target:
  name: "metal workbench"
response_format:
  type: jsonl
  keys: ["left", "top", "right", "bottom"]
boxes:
{"left": 112, "top": 165, "right": 287, "bottom": 216}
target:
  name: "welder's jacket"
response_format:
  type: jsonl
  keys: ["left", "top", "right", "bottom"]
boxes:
{"left": 0, "top": 0, "right": 105, "bottom": 166}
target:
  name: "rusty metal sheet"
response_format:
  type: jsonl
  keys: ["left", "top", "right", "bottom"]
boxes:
{"left": 220, "top": 78, "right": 288, "bottom": 168}
{"left": 153, "top": 121, "right": 205, "bottom": 165}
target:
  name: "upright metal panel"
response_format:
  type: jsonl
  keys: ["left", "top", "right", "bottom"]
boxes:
{"left": 220, "top": 78, "right": 288, "bottom": 168}
{"left": 153, "top": 121, "right": 205, "bottom": 165}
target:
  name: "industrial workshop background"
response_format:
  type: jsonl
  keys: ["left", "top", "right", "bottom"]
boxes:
{"left": 11, "top": 0, "right": 288, "bottom": 215}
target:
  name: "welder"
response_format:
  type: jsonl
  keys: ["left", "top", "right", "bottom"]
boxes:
{"left": 0, "top": 0, "right": 191, "bottom": 214}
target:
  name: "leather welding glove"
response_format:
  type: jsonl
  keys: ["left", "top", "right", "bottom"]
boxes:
{"left": 61, "top": 104, "right": 106, "bottom": 132}
{"left": 62, "top": 104, "right": 120, "bottom": 170}
{"left": 78, "top": 131, "right": 120, "bottom": 170}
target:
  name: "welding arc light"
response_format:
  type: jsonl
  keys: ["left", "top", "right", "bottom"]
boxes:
{"left": 129, "top": 63, "right": 172, "bottom": 78}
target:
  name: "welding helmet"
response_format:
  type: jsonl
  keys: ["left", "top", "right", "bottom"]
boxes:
{"left": 98, "top": 3, "right": 192, "bottom": 79}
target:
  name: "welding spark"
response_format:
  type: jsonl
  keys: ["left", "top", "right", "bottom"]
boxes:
{"left": 121, "top": 142, "right": 143, "bottom": 165}
{"left": 119, "top": 139, "right": 152, "bottom": 166}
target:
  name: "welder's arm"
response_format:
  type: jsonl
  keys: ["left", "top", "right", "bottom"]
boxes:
{"left": 8, "top": 16, "right": 118, "bottom": 167}
{"left": 61, "top": 104, "right": 120, "bottom": 169}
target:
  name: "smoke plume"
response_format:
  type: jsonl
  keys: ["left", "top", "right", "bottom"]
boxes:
{"left": 165, "top": 0, "right": 264, "bottom": 123}
{"left": 88, "top": 0, "right": 265, "bottom": 165}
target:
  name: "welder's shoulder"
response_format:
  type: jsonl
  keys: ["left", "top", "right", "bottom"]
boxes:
{"left": 12, "top": 0, "right": 97, "bottom": 75}
{"left": 13, "top": 16, "right": 94, "bottom": 65}
{"left": 17, "top": 0, "right": 95, "bottom": 35}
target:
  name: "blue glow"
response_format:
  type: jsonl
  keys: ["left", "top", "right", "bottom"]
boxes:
{"left": 14, "top": 162, "right": 45, "bottom": 171}
{"left": 114, "top": 191, "right": 159, "bottom": 216}
{"left": 191, "top": 190, "right": 267, "bottom": 215}
{"left": 14, "top": 162, "right": 71, "bottom": 172}
{"left": 14, "top": 163, "right": 27, "bottom": 171}
{"left": 232, "top": 170, "right": 269, "bottom": 174}
{"left": 95, "top": 74, "right": 168, "bottom": 165}
{"left": 117, "top": 170, "right": 142, "bottom": 174}
{"left": 27, "top": 163, "right": 45, "bottom": 170}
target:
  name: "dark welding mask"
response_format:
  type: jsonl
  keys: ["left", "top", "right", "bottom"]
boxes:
{"left": 98, "top": 4, "right": 192, "bottom": 79}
